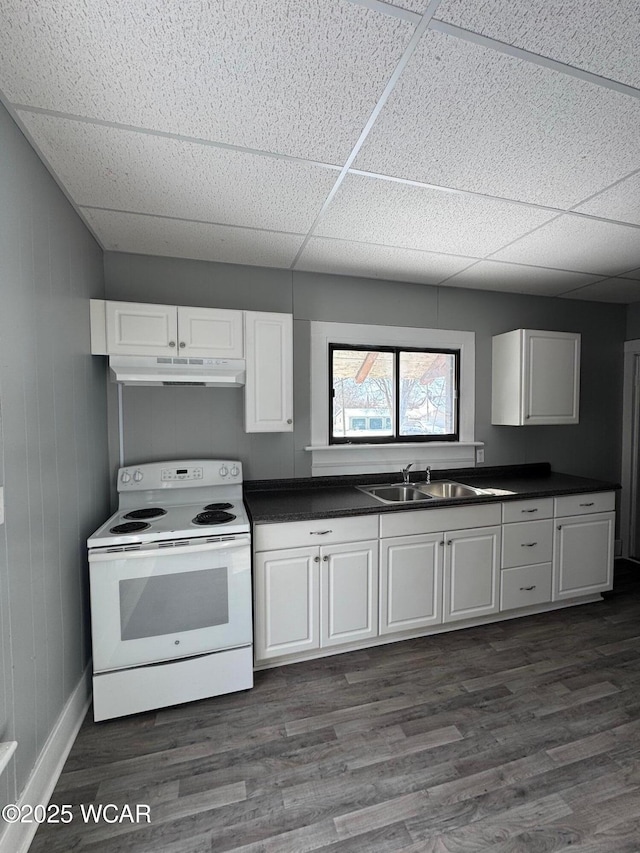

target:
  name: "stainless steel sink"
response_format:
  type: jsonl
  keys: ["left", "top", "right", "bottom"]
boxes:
{"left": 415, "top": 480, "right": 486, "bottom": 499}
{"left": 358, "top": 485, "right": 434, "bottom": 504}
{"left": 358, "top": 480, "right": 487, "bottom": 504}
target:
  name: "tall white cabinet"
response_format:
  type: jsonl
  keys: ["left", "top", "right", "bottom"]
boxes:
{"left": 492, "top": 329, "right": 581, "bottom": 425}
{"left": 244, "top": 311, "right": 293, "bottom": 433}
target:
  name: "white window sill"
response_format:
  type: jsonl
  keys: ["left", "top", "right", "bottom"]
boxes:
{"left": 305, "top": 442, "right": 484, "bottom": 477}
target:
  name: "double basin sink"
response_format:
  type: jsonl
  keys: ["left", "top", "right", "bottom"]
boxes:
{"left": 357, "top": 480, "right": 488, "bottom": 505}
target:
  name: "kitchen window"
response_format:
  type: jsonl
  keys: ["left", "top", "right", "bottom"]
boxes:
{"left": 308, "top": 321, "right": 479, "bottom": 476}
{"left": 329, "top": 344, "right": 459, "bottom": 444}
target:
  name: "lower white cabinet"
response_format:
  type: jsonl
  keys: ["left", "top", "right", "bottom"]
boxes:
{"left": 553, "top": 512, "right": 615, "bottom": 600}
{"left": 254, "top": 547, "right": 319, "bottom": 660}
{"left": 253, "top": 490, "right": 616, "bottom": 666}
{"left": 380, "top": 523, "right": 501, "bottom": 630}
{"left": 254, "top": 537, "right": 378, "bottom": 661}
{"left": 379, "top": 534, "right": 443, "bottom": 635}
{"left": 321, "top": 541, "right": 378, "bottom": 647}
{"left": 443, "top": 526, "right": 501, "bottom": 622}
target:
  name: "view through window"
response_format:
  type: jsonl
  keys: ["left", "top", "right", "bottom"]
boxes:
{"left": 330, "top": 345, "right": 459, "bottom": 443}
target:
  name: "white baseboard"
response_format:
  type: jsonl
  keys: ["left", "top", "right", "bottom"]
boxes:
{"left": 0, "top": 665, "right": 91, "bottom": 853}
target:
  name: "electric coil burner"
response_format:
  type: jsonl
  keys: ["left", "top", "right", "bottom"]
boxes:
{"left": 123, "top": 507, "right": 167, "bottom": 520}
{"left": 110, "top": 520, "right": 151, "bottom": 534}
{"left": 192, "top": 510, "right": 236, "bottom": 526}
{"left": 87, "top": 459, "right": 252, "bottom": 722}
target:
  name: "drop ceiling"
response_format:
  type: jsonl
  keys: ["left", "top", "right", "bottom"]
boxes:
{"left": 1, "top": 0, "right": 640, "bottom": 303}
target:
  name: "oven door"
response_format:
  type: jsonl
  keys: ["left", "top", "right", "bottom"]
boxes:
{"left": 89, "top": 535, "right": 252, "bottom": 673}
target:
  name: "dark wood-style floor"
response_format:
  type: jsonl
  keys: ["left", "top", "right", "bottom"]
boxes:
{"left": 31, "top": 561, "right": 640, "bottom": 853}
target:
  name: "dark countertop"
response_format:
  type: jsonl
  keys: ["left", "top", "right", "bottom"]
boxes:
{"left": 243, "top": 463, "right": 620, "bottom": 524}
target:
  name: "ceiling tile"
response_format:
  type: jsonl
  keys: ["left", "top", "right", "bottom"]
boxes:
{"left": 443, "top": 260, "right": 606, "bottom": 297}
{"left": 491, "top": 215, "right": 640, "bottom": 276}
{"left": 355, "top": 29, "right": 640, "bottom": 208}
{"left": 435, "top": 0, "right": 640, "bottom": 89}
{"left": 560, "top": 278, "right": 640, "bottom": 304}
{"left": 316, "top": 173, "right": 555, "bottom": 256}
{"left": 18, "top": 112, "right": 339, "bottom": 233}
{"left": 390, "top": 0, "right": 430, "bottom": 11}
{"left": 82, "top": 209, "right": 305, "bottom": 268}
{"left": 0, "top": 0, "right": 414, "bottom": 162}
{"left": 573, "top": 170, "right": 640, "bottom": 226}
{"left": 296, "top": 235, "right": 474, "bottom": 283}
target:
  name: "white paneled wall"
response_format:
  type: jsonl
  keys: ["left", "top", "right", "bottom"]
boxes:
{"left": 0, "top": 102, "right": 108, "bottom": 821}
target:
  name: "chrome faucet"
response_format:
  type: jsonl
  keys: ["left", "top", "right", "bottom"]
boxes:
{"left": 402, "top": 463, "right": 413, "bottom": 484}
{"left": 424, "top": 465, "right": 431, "bottom": 484}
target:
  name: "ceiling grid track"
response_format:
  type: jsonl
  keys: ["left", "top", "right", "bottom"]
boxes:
{"left": 289, "top": 0, "right": 445, "bottom": 270}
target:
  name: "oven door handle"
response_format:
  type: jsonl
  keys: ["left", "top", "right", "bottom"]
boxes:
{"left": 89, "top": 534, "right": 251, "bottom": 561}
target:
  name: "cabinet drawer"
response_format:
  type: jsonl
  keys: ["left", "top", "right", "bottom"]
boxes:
{"left": 502, "top": 498, "right": 553, "bottom": 523}
{"left": 500, "top": 564, "right": 552, "bottom": 611}
{"left": 255, "top": 515, "right": 378, "bottom": 551}
{"left": 379, "top": 503, "right": 501, "bottom": 538}
{"left": 502, "top": 520, "right": 553, "bottom": 568}
{"left": 554, "top": 491, "right": 615, "bottom": 518}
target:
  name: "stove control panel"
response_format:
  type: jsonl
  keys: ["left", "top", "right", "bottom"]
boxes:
{"left": 161, "top": 466, "right": 204, "bottom": 482}
{"left": 118, "top": 459, "right": 243, "bottom": 491}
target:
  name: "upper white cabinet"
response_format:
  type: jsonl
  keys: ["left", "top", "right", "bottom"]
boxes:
{"left": 177, "top": 306, "right": 244, "bottom": 358}
{"left": 492, "top": 329, "right": 580, "bottom": 425}
{"left": 244, "top": 311, "right": 293, "bottom": 433}
{"left": 99, "top": 301, "right": 243, "bottom": 358}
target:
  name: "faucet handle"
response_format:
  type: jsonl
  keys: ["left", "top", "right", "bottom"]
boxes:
{"left": 401, "top": 462, "right": 413, "bottom": 484}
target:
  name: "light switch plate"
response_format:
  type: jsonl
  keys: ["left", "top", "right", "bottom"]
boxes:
{"left": 0, "top": 486, "right": 4, "bottom": 525}
{"left": 476, "top": 448, "right": 485, "bottom": 464}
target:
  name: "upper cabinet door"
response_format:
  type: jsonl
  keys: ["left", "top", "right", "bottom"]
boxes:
{"left": 177, "top": 307, "right": 244, "bottom": 358}
{"left": 105, "top": 302, "right": 177, "bottom": 356}
{"left": 244, "top": 312, "right": 293, "bottom": 433}
{"left": 524, "top": 330, "right": 580, "bottom": 425}
{"left": 492, "top": 329, "right": 580, "bottom": 425}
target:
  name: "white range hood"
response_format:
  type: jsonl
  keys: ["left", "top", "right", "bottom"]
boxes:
{"left": 109, "top": 355, "right": 246, "bottom": 387}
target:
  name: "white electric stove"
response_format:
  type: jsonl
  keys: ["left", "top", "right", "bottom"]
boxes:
{"left": 87, "top": 459, "right": 253, "bottom": 721}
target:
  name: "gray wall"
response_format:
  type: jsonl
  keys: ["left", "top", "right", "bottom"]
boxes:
{"left": 105, "top": 252, "right": 626, "bottom": 484}
{"left": 627, "top": 303, "right": 640, "bottom": 341}
{"left": 0, "top": 103, "right": 109, "bottom": 813}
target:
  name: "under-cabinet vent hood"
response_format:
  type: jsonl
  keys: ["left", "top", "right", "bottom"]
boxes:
{"left": 109, "top": 356, "right": 246, "bottom": 387}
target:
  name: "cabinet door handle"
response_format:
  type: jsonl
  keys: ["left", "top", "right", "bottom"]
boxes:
{"left": 521, "top": 542, "right": 538, "bottom": 547}
{"left": 439, "top": 541, "right": 445, "bottom": 547}
{"left": 520, "top": 585, "right": 536, "bottom": 591}
{"left": 310, "top": 530, "right": 332, "bottom": 535}
{"left": 169, "top": 341, "right": 176, "bottom": 348}
{"left": 322, "top": 555, "right": 328, "bottom": 562}
{"left": 313, "top": 556, "right": 320, "bottom": 562}
{"left": 521, "top": 508, "right": 538, "bottom": 513}
{"left": 287, "top": 418, "right": 293, "bottom": 424}
{"left": 179, "top": 341, "right": 186, "bottom": 348}
{"left": 557, "top": 525, "right": 562, "bottom": 530}
{"left": 579, "top": 502, "right": 595, "bottom": 507}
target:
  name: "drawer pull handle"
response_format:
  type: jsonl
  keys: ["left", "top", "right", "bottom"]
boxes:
{"left": 310, "top": 530, "right": 333, "bottom": 535}
{"left": 520, "top": 585, "right": 536, "bottom": 591}
{"left": 521, "top": 508, "right": 538, "bottom": 513}
{"left": 579, "top": 502, "right": 595, "bottom": 507}
{"left": 521, "top": 542, "right": 538, "bottom": 547}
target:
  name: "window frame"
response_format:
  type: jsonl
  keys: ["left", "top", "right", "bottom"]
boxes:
{"left": 328, "top": 342, "right": 460, "bottom": 445}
